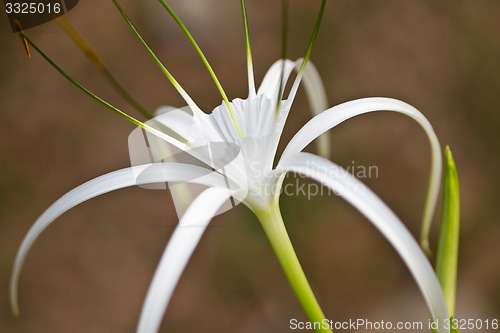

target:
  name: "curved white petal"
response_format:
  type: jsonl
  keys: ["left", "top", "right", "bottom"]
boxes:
{"left": 277, "top": 153, "right": 449, "bottom": 333}
{"left": 257, "top": 59, "right": 299, "bottom": 100}
{"left": 10, "top": 163, "right": 229, "bottom": 314}
{"left": 280, "top": 97, "right": 442, "bottom": 252}
{"left": 298, "top": 61, "right": 330, "bottom": 158}
{"left": 136, "top": 187, "right": 232, "bottom": 333}
{"left": 257, "top": 59, "right": 331, "bottom": 161}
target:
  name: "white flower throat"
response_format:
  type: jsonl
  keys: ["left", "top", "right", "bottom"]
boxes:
{"left": 132, "top": 93, "right": 294, "bottom": 210}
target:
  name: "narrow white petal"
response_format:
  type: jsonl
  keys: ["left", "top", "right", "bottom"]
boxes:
{"left": 257, "top": 59, "right": 330, "bottom": 160}
{"left": 280, "top": 97, "right": 442, "bottom": 252}
{"left": 136, "top": 187, "right": 232, "bottom": 333}
{"left": 278, "top": 153, "right": 449, "bottom": 333}
{"left": 10, "top": 163, "right": 229, "bottom": 314}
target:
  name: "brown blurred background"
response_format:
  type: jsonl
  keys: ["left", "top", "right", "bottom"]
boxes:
{"left": 1, "top": 0, "right": 499, "bottom": 332}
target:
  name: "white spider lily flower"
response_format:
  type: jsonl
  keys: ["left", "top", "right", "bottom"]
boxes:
{"left": 10, "top": 61, "right": 450, "bottom": 333}
{"left": 10, "top": 1, "right": 451, "bottom": 333}
{"left": 128, "top": 59, "right": 449, "bottom": 332}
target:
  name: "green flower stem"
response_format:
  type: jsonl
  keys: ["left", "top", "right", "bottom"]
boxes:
{"left": 255, "top": 203, "right": 332, "bottom": 333}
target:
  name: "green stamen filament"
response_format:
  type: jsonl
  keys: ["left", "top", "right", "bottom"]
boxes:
{"left": 276, "top": 0, "right": 289, "bottom": 113}
{"left": 21, "top": 33, "right": 187, "bottom": 144}
{"left": 56, "top": 16, "right": 153, "bottom": 120}
{"left": 240, "top": 0, "right": 256, "bottom": 96}
{"left": 157, "top": 0, "right": 244, "bottom": 138}
{"left": 112, "top": 0, "right": 195, "bottom": 111}
{"left": 294, "top": 0, "right": 326, "bottom": 85}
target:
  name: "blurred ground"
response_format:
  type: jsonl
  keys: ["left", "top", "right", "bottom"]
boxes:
{"left": 0, "top": 0, "right": 499, "bottom": 332}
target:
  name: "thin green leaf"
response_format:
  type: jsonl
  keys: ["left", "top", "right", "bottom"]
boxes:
{"left": 436, "top": 146, "right": 460, "bottom": 316}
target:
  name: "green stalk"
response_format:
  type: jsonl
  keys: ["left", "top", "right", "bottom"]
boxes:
{"left": 435, "top": 146, "right": 460, "bottom": 316}
{"left": 157, "top": 0, "right": 244, "bottom": 138}
{"left": 255, "top": 203, "right": 332, "bottom": 333}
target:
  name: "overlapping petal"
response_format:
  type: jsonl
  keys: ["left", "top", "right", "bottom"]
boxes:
{"left": 277, "top": 152, "right": 449, "bottom": 333}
